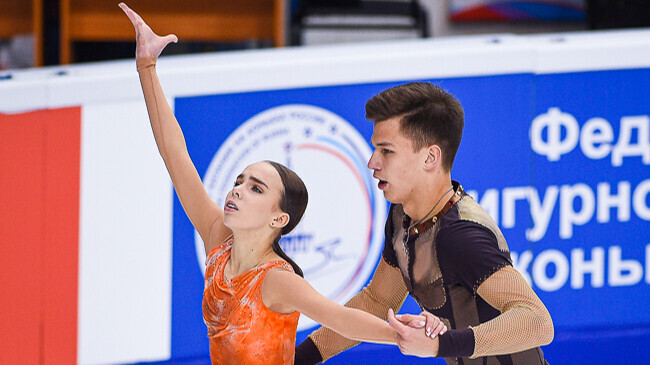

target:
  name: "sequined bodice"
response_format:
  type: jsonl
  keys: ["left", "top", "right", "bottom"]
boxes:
{"left": 203, "top": 239, "right": 300, "bottom": 364}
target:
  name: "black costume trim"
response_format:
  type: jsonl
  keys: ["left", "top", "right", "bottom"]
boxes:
{"left": 295, "top": 337, "right": 323, "bottom": 365}
{"left": 437, "top": 328, "right": 475, "bottom": 358}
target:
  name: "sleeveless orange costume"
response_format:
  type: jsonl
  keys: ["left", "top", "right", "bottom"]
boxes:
{"left": 202, "top": 238, "right": 300, "bottom": 364}
{"left": 132, "top": 46, "right": 299, "bottom": 364}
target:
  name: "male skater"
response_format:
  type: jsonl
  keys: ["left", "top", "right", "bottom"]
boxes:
{"left": 296, "top": 82, "right": 553, "bottom": 364}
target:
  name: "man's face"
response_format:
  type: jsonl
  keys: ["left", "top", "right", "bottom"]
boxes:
{"left": 368, "top": 117, "right": 425, "bottom": 205}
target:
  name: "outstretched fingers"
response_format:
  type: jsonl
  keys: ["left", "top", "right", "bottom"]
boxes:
{"left": 118, "top": 2, "right": 177, "bottom": 60}
{"left": 119, "top": 2, "right": 140, "bottom": 29}
{"left": 162, "top": 34, "right": 179, "bottom": 45}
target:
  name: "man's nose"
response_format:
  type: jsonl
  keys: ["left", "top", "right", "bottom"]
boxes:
{"left": 367, "top": 152, "right": 380, "bottom": 170}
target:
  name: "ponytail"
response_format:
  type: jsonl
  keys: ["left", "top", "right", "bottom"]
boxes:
{"left": 266, "top": 160, "right": 308, "bottom": 278}
{"left": 272, "top": 235, "right": 304, "bottom": 277}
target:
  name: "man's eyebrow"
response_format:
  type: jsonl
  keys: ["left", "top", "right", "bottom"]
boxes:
{"left": 373, "top": 141, "right": 394, "bottom": 147}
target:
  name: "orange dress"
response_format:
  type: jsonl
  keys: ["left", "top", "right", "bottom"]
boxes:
{"left": 203, "top": 238, "right": 300, "bottom": 364}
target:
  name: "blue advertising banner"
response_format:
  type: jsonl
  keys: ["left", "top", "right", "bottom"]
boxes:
{"left": 524, "top": 68, "right": 650, "bottom": 328}
{"left": 170, "top": 68, "right": 649, "bottom": 363}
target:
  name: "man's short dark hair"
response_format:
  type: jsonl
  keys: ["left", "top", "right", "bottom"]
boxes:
{"left": 365, "top": 82, "right": 464, "bottom": 172}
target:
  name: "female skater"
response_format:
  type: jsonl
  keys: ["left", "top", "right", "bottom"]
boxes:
{"left": 118, "top": 3, "right": 445, "bottom": 364}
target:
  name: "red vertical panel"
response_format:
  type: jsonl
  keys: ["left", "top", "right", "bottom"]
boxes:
{"left": 0, "top": 108, "right": 80, "bottom": 365}
{"left": 0, "top": 112, "right": 46, "bottom": 365}
{"left": 42, "top": 107, "right": 80, "bottom": 365}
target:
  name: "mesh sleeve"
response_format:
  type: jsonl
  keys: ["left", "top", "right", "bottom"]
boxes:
{"left": 308, "top": 258, "right": 408, "bottom": 361}
{"left": 470, "top": 266, "right": 554, "bottom": 358}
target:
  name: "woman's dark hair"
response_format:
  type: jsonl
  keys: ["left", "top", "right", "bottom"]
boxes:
{"left": 266, "top": 161, "right": 308, "bottom": 277}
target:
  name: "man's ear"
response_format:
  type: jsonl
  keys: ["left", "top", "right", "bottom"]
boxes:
{"left": 424, "top": 145, "right": 442, "bottom": 170}
{"left": 271, "top": 212, "right": 290, "bottom": 229}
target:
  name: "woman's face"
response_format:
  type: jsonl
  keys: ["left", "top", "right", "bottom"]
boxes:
{"left": 223, "top": 162, "right": 285, "bottom": 232}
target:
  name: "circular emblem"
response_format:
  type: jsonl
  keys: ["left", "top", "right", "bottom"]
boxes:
{"left": 196, "top": 104, "right": 386, "bottom": 331}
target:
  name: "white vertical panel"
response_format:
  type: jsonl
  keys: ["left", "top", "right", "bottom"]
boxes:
{"left": 78, "top": 100, "right": 173, "bottom": 364}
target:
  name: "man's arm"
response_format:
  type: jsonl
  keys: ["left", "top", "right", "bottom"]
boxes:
{"left": 393, "top": 213, "right": 553, "bottom": 359}
{"left": 295, "top": 258, "right": 409, "bottom": 364}
{"left": 469, "top": 265, "right": 554, "bottom": 357}
{"left": 394, "top": 266, "right": 554, "bottom": 359}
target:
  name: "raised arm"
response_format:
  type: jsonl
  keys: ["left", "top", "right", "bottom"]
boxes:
{"left": 262, "top": 268, "right": 398, "bottom": 345}
{"left": 119, "top": 3, "right": 231, "bottom": 252}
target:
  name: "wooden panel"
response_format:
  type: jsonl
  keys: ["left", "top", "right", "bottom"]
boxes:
{"left": 69, "top": 13, "right": 274, "bottom": 41}
{"left": 33, "top": 0, "right": 42, "bottom": 66}
{"left": 0, "top": 2, "right": 33, "bottom": 37}
{"left": 273, "top": 0, "right": 286, "bottom": 47}
{"left": 70, "top": 0, "right": 273, "bottom": 14}
{"left": 61, "top": 0, "right": 286, "bottom": 64}
{"left": 0, "top": 0, "right": 41, "bottom": 66}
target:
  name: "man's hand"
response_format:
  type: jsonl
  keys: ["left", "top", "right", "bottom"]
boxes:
{"left": 394, "top": 311, "right": 447, "bottom": 338}
{"left": 119, "top": 2, "right": 177, "bottom": 60}
{"left": 387, "top": 309, "right": 442, "bottom": 358}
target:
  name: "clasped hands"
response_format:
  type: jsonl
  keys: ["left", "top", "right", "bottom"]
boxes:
{"left": 387, "top": 308, "right": 447, "bottom": 358}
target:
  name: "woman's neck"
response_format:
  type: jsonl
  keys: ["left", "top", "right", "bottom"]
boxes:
{"left": 228, "top": 229, "right": 276, "bottom": 277}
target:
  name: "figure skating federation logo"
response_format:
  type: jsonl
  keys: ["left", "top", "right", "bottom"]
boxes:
{"left": 196, "top": 104, "right": 386, "bottom": 331}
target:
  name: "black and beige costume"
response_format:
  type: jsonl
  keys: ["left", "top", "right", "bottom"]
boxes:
{"left": 296, "top": 182, "right": 553, "bottom": 365}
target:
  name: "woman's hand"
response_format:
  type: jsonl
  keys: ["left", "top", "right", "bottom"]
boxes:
{"left": 118, "top": 2, "right": 178, "bottom": 61}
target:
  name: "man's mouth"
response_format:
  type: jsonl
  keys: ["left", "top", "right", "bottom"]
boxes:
{"left": 378, "top": 180, "right": 388, "bottom": 190}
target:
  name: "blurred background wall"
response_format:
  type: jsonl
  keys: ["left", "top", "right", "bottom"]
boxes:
{"left": 2, "top": 0, "right": 649, "bottom": 69}
{"left": 1, "top": 1, "right": 649, "bottom": 365}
